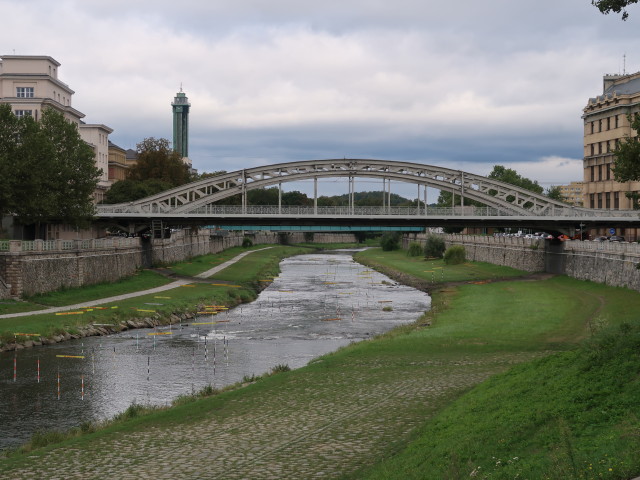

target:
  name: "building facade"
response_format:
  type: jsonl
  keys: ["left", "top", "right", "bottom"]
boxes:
{"left": 583, "top": 70, "right": 640, "bottom": 240}
{"left": 0, "top": 55, "right": 113, "bottom": 239}
{"left": 0, "top": 55, "right": 112, "bottom": 196}
{"left": 557, "top": 181, "right": 584, "bottom": 206}
{"left": 108, "top": 141, "right": 129, "bottom": 182}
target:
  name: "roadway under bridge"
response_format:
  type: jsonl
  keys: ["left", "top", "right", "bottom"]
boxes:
{"left": 96, "top": 159, "right": 640, "bottom": 233}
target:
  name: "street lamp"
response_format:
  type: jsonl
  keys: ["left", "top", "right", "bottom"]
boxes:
{"left": 579, "top": 223, "right": 585, "bottom": 241}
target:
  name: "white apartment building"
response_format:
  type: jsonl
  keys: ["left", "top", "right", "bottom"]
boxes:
{"left": 0, "top": 55, "right": 112, "bottom": 198}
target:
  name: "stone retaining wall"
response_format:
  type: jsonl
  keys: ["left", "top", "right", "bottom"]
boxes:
{"left": 405, "top": 233, "right": 640, "bottom": 292}
{"left": 0, "top": 231, "right": 357, "bottom": 299}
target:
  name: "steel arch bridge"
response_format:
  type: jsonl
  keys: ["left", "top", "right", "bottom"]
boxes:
{"left": 98, "top": 158, "right": 571, "bottom": 215}
{"left": 96, "top": 158, "right": 640, "bottom": 232}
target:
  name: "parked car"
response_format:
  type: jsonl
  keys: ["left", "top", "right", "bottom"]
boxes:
{"left": 593, "top": 236, "right": 608, "bottom": 242}
{"left": 608, "top": 235, "right": 626, "bottom": 242}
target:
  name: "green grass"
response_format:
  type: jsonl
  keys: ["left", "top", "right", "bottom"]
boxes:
{"left": 359, "top": 320, "right": 640, "bottom": 480}
{"left": 355, "top": 247, "right": 529, "bottom": 284}
{"left": 160, "top": 244, "right": 272, "bottom": 277}
{"left": 24, "top": 269, "right": 171, "bottom": 307}
{"left": 0, "top": 300, "right": 43, "bottom": 315}
{"left": 209, "top": 245, "right": 314, "bottom": 283}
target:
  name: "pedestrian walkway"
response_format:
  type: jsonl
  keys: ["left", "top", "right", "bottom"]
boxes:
{"left": 0, "top": 247, "right": 272, "bottom": 319}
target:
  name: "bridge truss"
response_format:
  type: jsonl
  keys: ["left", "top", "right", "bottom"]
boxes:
{"left": 96, "top": 159, "right": 640, "bottom": 230}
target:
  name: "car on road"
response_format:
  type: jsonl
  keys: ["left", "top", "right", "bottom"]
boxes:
{"left": 608, "top": 235, "right": 626, "bottom": 242}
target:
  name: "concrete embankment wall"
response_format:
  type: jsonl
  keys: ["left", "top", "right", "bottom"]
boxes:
{"left": 0, "top": 231, "right": 356, "bottom": 299}
{"left": 404, "top": 233, "right": 640, "bottom": 292}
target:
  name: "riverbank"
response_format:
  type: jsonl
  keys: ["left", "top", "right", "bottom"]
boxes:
{"left": 0, "top": 244, "right": 318, "bottom": 352}
{"left": 2, "top": 248, "right": 639, "bottom": 479}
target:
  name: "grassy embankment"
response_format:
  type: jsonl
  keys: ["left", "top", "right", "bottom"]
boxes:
{"left": 353, "top": 249, "right": 640, "bottom": 480}
{"left": 1, "top": 246, "right": 639, "bottom": 479}
{"left": 0, "top": 244, "right": 317, "bottom": 347}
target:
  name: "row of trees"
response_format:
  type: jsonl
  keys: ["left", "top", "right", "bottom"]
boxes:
{"left": 436, "top": 165, "right": 563, "bottom": 207}
{"left": 0, "top": 104, "right": 101, "bottom": 231}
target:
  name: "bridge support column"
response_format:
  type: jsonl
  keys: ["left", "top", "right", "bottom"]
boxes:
{"left": 278, "top": 182, "right": 282, "bottom": 214}
{"left": 314, "top": 177, "right": 318, "bottom": 215}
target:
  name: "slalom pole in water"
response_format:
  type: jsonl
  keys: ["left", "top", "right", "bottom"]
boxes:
{"left": 81, "top": 375, "right": 84, "bottom": 401}
{"left": 57, "top": 367, "right": 60, "bottom": 400}
{"left": 136, "top": 333, "right": 139, "bottom": 351}
{"left": 147, "top": 356, "right": 150, "bottom": 382}
{"left": 92, "top": 348, "right": 95, "bottom": 375}
{"left": 37, "top": 357, "right": 40, "bottom": 383}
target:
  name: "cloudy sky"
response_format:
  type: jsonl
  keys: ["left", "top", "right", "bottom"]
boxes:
{"left": 3, "top": 0, "right": 639, "bottom": 197}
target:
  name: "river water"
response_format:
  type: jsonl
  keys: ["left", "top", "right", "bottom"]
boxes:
{"left": 0, "top": 250, "right": 430, "bottom": 451}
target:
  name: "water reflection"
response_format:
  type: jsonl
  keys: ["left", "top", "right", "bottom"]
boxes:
{"left": 0, "top": 250, "right": 430, "bottom": 450}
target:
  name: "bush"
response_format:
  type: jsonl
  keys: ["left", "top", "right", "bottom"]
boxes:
{"left": 242, "top": 237, "right": 253, "bottom": 248}
{"left": 380, "top": 232, "right": 401, "bottom": 251}
{"left": 443, "top": 245, "right": 466, "bottom": 265}
{"left": 424, "top": 235, "right": 446, "bottom": 258}
{"left": 407, "top": 242, "right": 423, "bottom": 257}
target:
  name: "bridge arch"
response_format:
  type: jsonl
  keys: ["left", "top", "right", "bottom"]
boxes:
{"left": 100, "top": 159, "right": 569, "bottom": 216}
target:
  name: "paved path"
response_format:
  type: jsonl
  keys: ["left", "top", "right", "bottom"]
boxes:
{"left": 0, "top": 247, "right": 272, "bottom": 320}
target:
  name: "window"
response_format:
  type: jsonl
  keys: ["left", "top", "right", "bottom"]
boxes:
{"left": 615, "top": 115, "right": 619, "bottom": 128}
{"left": 14, "top": 110, "right": 32, "bottom": 118}
{"left": 590, "top": 144, "right": 595, "bottom": 156}
{"left": 598, "top": 119, "right": 602, "bottom": 132}
{"left": 606, "top": 192, "right": 611, "bottom": 209}
{"left": 590, "top": 166, "right": 595, "bottom": 181}
{"left": 614, "top": 192, "right": 620, "bottom": 209}
{"left": 590, "top": 122, "right": 594, "bottom": 134}
{"left": 590, "top": 193, "right": 595, "bottom": 209}
{"left": 607, "top": 117, "right": 611, "bottom": 130}
{"left": 16, "top": 87, "right": 34, "bottom": 98}
{"left": 597, "top": 193, "right": 602, "bottom": 209}
{"left": 598, "top": 142, "right": 603, "bottom": 155}
{"left": 598, "top": 165, "right": 602, "bottom": 181}
{"left": 606, "top": 163, "right": 611, "bottom": 180}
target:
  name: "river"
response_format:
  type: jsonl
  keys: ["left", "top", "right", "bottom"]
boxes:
{"left": 0, "top": 249, "right": 430, "bottom": 451}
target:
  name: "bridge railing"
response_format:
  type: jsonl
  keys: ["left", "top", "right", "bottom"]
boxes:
{"left": 96, "top": 203, "right": 640, "bottom": 218}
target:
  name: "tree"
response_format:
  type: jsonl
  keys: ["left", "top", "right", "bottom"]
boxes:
{"left": 487, "top": 165, "right": 543, "bottom": 194}
{"left": 0, "top": 106, "right": 101, "bottom": 233}
{"left": 592, "top": 0, "right": 638, "bottom": 20}
{"left": 545, "top": 185, "right": 565, "bottom": 202}
{"left": 436, "top": 165, "right": 543, "bottom": 208}
{"left": 0, "top": 104, "right": 20, "bottom": 216}
{"left": 103, "top": 178, "right": 173, "bottom": 204}
{"left": 128, "top": 137, "right": 190, "bottom": 187}
{"left": 612, "top": 113, "right": 640, "bottom": 182}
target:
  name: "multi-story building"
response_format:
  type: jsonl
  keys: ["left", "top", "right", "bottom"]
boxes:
{"left": 0, "top": 55, "right": 114, "bottom": 238}
{"left": 583, "top": 70, "right": 640, "bottom": 240}
{"left": 557, "top": 181, "right": 584, "bottom": 206}
{"left": 0, "top": 55, "right": 112, "bottom": 197}
{"left": 108, "top": 141, "right": 129, "bottom": 182}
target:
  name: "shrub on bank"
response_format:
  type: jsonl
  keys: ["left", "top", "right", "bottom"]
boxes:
{"left": 443, "top": 245, "right": 465, "bottom": 265}
{"left": 380, "top": 232, "right": 401, "bottom": 251}
{"left": 424, "top": 235, "right": 446, "bottom": 258}
{"left": 407, "top": 242, "right": 423, "bottom": 257}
